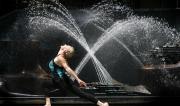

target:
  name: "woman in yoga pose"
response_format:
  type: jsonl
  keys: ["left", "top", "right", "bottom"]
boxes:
{"left": 44, "top": 44, "right": 109, "bottom": 106}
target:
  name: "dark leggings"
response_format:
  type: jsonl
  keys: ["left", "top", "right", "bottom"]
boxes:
{"left": 48, "top": 74, "right": 98, "bottom": 104}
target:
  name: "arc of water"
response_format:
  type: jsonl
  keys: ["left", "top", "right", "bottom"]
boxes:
{"left": 92, "top": 58, "right": 106, "bottom": 84}
{"left": 92, "top": 56, "right": 113, "bottom": 84}
{"left": 29, "top": 1, "right": 114, "bottom": 84}
{"left": 112, "top": 36, "right": 144, "bottom": 66}
{"left": 75, "top": 21, "right": 143, "bottom": 84}
{"left": 29, "top": 16, "right": 89, "bottom": 48}
{"left": 75, "top": 22, "right": 120, "bottom": 75}
{"left": 87, "top": 49, "right": 113, "bottom": 84}
{"left": 29, "top": 1, "right": 88, "bottom": 45}
{"left": 75, "top": 22, "right": 121, "bottom": 84}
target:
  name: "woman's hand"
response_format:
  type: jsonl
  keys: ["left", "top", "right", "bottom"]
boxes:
{"left": 77, "top": 79, "right": 87, "bottom": 87}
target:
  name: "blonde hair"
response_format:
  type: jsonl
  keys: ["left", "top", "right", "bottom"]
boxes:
{"left": 64, "top": 45, "right": 74, "bottom": 59}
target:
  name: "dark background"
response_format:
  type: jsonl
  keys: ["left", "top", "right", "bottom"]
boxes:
{"left": 0, "top": 0, "right": 179, "bottom": 11}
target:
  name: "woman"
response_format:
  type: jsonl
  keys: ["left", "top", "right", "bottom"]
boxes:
{"left": 45, "top": 44, "right": 109, "bottom": 106}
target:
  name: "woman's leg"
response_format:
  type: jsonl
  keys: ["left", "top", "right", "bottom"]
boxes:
{"left": 44, "top": 77, "right": 67, "bottom": 106}
{"left": 45, "top": 97, "right": 51, "bottom": 106}
{"left": 52, "top": 74, "right": 109, "bottom": 106}
{"left": 63, "top": 75, "right": 109, "bottom": 106}
{"left": 52, "top": 76, "right": 68, "bottom": 96}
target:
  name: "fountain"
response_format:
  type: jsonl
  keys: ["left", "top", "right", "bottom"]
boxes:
{"left": 0, "top": 0, "right": 180, "bottom": 104}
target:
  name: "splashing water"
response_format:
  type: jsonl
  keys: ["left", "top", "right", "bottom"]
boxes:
{"left": 71, "top": 0, "right": 180, "bottom": 86}
{"left": 78, "top": 0, "right": 133, "bottom": 29}
{"left": 26, "top": 0, "right": 115, "bottom": 84}
{"left": 4, "top": 0, "right": 180, "bottom": 86}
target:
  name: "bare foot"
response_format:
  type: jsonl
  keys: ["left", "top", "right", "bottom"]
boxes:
{"left": 102, "top": 102, "right": 109, "bottom": 106}
{"left": 44, "top": 104, "right": 51, "bottom": 106}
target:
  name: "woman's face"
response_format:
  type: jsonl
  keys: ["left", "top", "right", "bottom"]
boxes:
{"left": 59, "top": 44, "right": 74, "bottom": 58}
{"left": 60, "top": 44, "right": 69, "bottom": 52}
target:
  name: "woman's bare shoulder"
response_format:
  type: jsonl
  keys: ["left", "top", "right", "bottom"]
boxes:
{"left": 57, "top": 55, "right": 66, "bottom": 63}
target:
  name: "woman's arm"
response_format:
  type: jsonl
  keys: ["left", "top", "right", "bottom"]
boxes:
{"left": 60, "top": 57, "right": 86, "bottom": 87}
{"left": 62, "top": 61, "right": 79, "bottom": 81}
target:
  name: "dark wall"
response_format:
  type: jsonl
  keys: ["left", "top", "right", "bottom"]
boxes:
{"left": 0, "top": 0, "right": 16, "bottom": 17}
{"left": 0, "top": 41, "right": 40, "bottom": 74}
{"left": 134, "top": 0, "right": 177, "bottom": 8}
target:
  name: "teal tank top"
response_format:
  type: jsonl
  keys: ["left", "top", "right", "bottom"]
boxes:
{"left": 49, "top": 60, "right": 65, "bottom": 78}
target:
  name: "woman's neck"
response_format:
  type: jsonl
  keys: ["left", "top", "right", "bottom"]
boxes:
{"left": 57, "top": 52, "right": 66, "bottom": 59}
{"left": 57, "top": 50, "right": 63, "bottom": 56}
